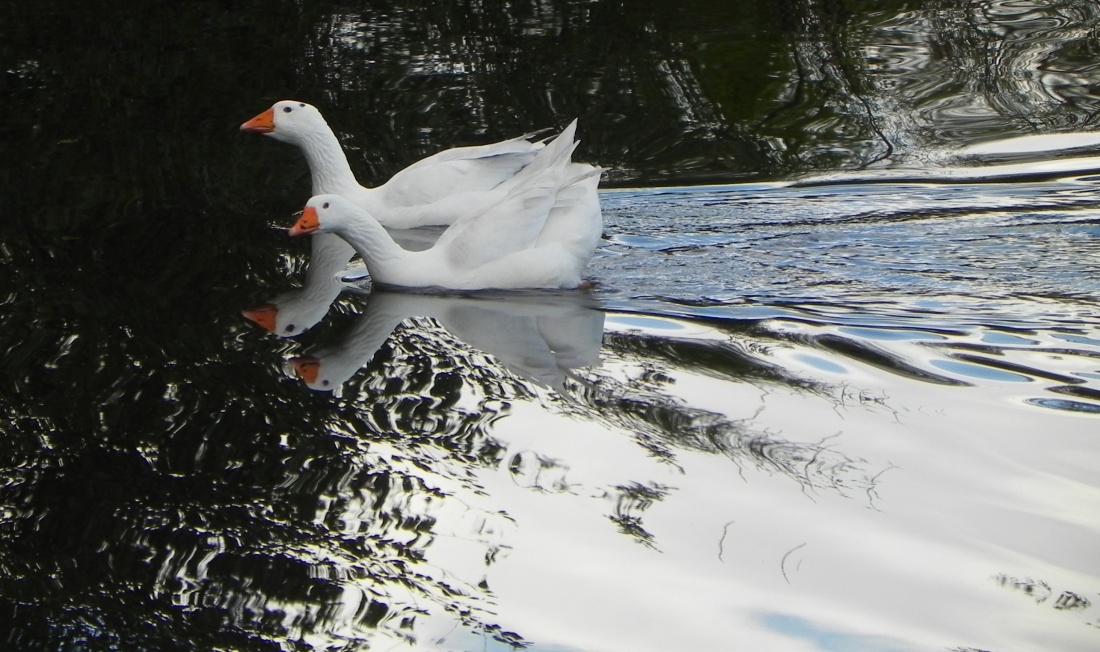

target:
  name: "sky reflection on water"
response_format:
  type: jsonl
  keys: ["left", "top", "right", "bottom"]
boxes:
{"left": 252, "top": 287, "right": 1096, "bottom": 651}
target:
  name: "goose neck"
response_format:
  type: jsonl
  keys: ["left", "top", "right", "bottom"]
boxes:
{"left": 334, "top": 214, "right": 409, "bottom": 271}
{"left": 299, "top": 128, "right": 361, "bottom": 195}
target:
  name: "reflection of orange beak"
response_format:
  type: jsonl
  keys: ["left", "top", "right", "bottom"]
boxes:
{"left": 289, "top": 206, "right": 320, "bottom": 236}
{"left": 240, "top": 107, "right": 275, "bottom": 134}
{"left": 289, "top": 356, "right": 320, "bottom": 384}
{"left": 242, "top": 304, "right": 278, "bottom": 332}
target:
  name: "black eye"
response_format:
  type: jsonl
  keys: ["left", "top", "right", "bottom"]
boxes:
{"left": 285, "top": 324, "right": 296, "bottom": 333}
{"left": 322, "top": 380, "right": 330, "bottom": 387}
{"left": 322, "top": 202, "right": 330, "bottom": 209}
{"left": 283, "top": 106, "right": 292, "bottom": 113}
{"left": 299, "top": 103, "right": 305, "bottom": 107}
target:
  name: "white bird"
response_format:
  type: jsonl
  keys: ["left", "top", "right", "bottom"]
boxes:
{"left": 286, "top": 120, "right": 603, "bottom": 291}
{"left": 240, "top": 100, "right": 548, "bottom": 228}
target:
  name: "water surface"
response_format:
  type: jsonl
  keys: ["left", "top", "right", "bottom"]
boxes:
{"left": 214, "top": 171, "right": 1100, "bottom": 651}
{"left": 2, "top": 1, "right": 1099, "bottom": 651}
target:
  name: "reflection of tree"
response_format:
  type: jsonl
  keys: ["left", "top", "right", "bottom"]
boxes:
{"left": 0, "top": 400, "right": 524, "bottom": 650}
{"left": 294, "top": 0, "right": 1100, "bottom": 183}
{"left": 0, "top": 291, "right": 894, "bottom": 651}
{"left": 0, "top": 307, "right": 540, "bottom": 647}
{"left": 608, "top": 482, "right": 674, "bottom": 550}
{"left": 765, "top": 0, "right": 1100, "bottom": 171}
{"left": 558, "top": 328, "right": 885, "bottom": 500}
{"left": 285, "top": 294, "right": 888, "bottom": 551}
{"left": 301, "top": 0, "right": 778, "bottom": 184}
{"left": 336, "top": 316, "right": 535, "bottom": 449}
{"left": 993, "top": 573, "right": 1097, "bottom": 628}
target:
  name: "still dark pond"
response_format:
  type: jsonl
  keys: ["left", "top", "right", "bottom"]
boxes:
{"left": 2, "top": 1, "right": 1099, "bottom": 651}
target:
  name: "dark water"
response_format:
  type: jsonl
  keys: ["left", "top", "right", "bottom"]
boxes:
{"left": 2, "top": 1, "right": 1100, "bottom": 651}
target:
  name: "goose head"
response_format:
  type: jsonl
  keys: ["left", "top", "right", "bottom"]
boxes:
{"left": 288, "top": 355, "right": 321, "bottom": 385}
{"left": 288, "top": 355, "right": 344, "bottom": 392}
{"left": 240, "top": 100, "right": 330, "bottom": 145}
{"left": 288, "top": 195, "right": 360, "bottom": 237}
{"left": 241, "top": 304, "right": 279, "bottom": 332}
{"left": 241, "top": 298, "right": 330, "bottom": 338}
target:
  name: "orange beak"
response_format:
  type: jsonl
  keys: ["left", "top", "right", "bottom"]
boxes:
{"left": 289, "top": 206, "right": 320, "bottom": 236}
{"left": 240, "top": 107, "right": 275, "bottom": 134}
{"left": 242, "top": 304, "right": 278, "bottom": 332}
{"left": 289, "top": 356, "right": 320, "bottom": 385}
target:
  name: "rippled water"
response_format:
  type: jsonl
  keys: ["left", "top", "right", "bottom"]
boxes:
{"left": 222, "top": 157, "right": 1100, "bottom": 651}
{"left": 4, "top": 1, "right": 1100, "bottom": 650}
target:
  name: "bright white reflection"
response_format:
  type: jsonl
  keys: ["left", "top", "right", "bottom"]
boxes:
{"left": 452, "top": 317, "right": 1100, "bottom": 652}
{"left": 961, "top": 132, "right": 1100, "bottom": 156}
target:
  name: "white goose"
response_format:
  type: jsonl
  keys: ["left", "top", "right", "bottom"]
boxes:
{"left": 241, "top": 100, "right": 548, "bottom": 228}
{"left": 287, "top": 120, "right": 602, "bottom": 291}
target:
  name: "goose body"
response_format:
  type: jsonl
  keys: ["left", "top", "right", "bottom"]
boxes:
{"left": 288, "top": 120, "right": 603, "bottom": 291}
{"left": 241, "top": 100, "right": 547, "bottom": 228}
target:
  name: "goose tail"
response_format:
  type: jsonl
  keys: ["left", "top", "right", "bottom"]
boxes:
{"left": 510, "top": 119, "right": 581, "bottom": 183}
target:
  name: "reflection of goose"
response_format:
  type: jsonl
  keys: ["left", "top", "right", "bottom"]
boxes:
{"left": 242, "top": 234, "right": 360, "bottom": 337}
{"left": 288, "top": 120, "right": 603, "bottom": 291}
{"left": 289, "top": 291, "right": 605, "bottom": 392}
{"left": 241, "top": 100, "right": 547, "bottom": 228}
